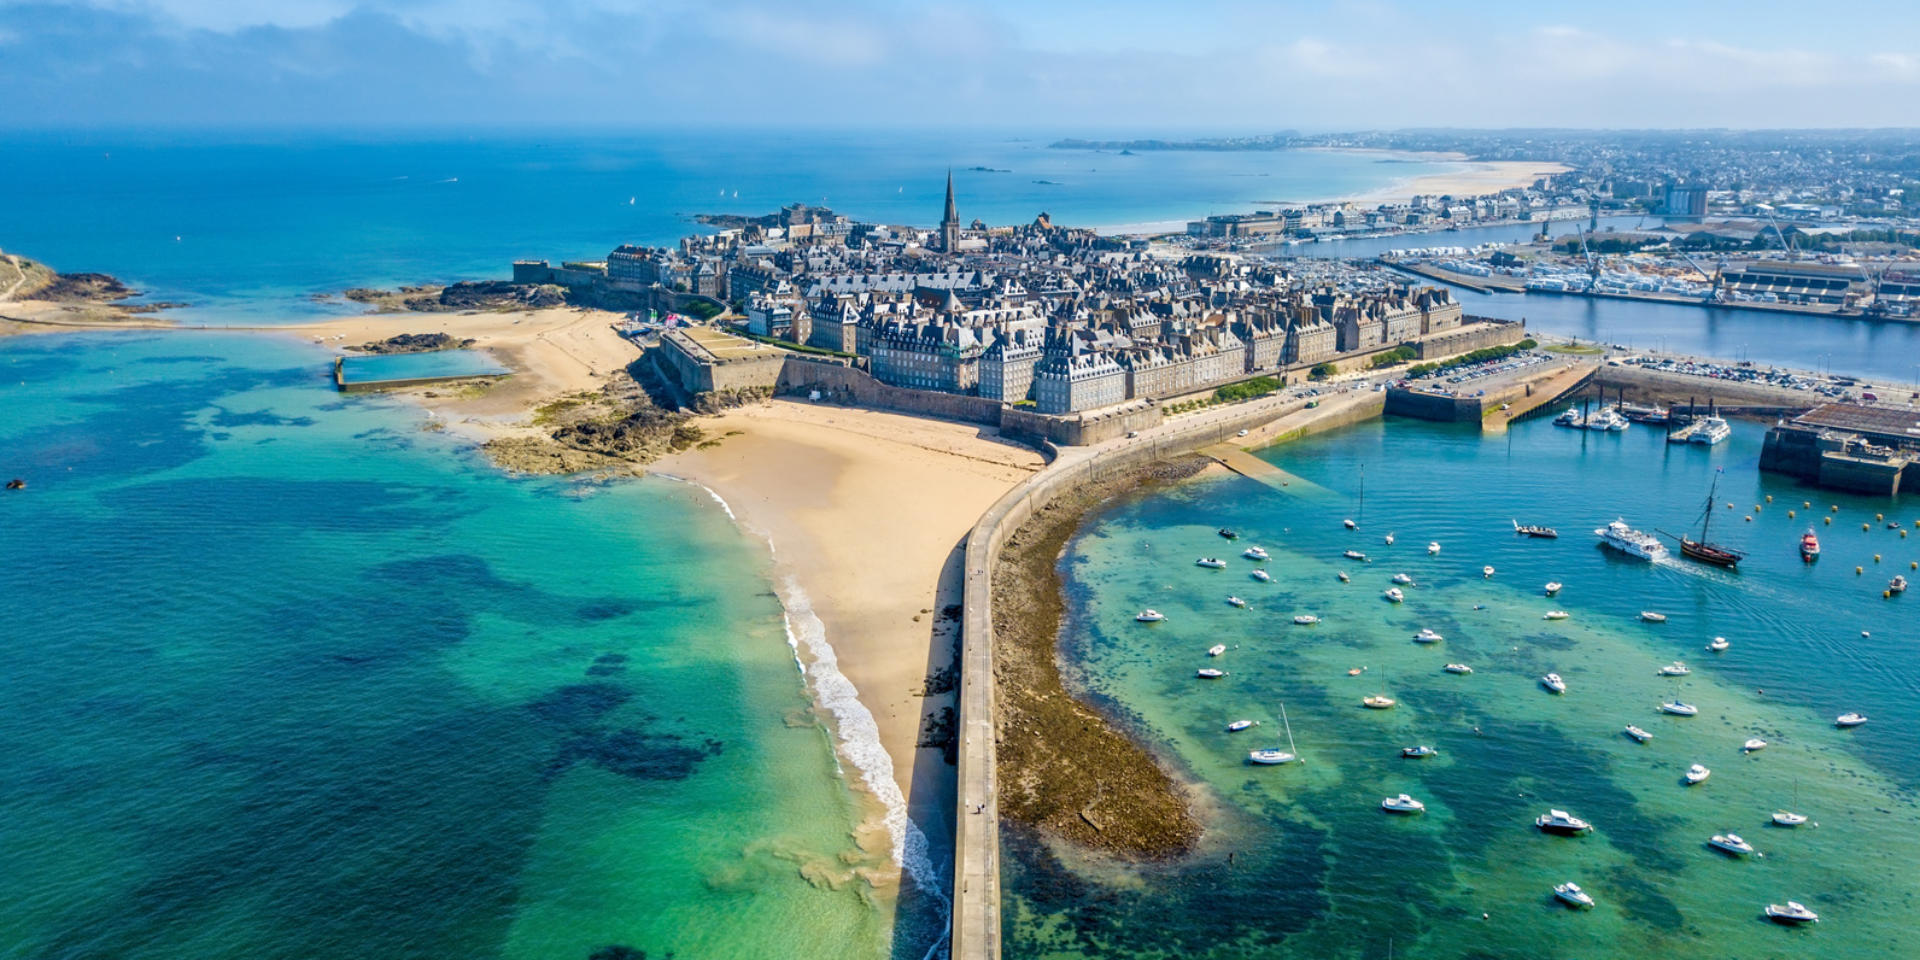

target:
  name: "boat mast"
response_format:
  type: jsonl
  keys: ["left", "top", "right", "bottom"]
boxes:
{"left": 1699, "top": 470, "right": 1719, "bottom": 542}
{"left": 1280, "top": 702, "right": 1299, "bottom": 759}
{"left": 1358, "top": 463, "right": 1365, "bottom": 525}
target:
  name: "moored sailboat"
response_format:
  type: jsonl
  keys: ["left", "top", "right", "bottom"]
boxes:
{"left": 1662, "top": 470, "right": 1746, "bottom": 568}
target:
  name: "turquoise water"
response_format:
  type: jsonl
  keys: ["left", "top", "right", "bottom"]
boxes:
{"left": 0, "top": 333, "right": 897, "bottom": 959}
{"left": 1007, "top": 415, "right": 1920, "bottom": 959}
{"left": 338, "top": 349, "right": 510, "bottom": 383}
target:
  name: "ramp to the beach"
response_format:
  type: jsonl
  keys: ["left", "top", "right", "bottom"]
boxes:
{"left": 1198, "top": 443, "right": 1330, "bottom": 497}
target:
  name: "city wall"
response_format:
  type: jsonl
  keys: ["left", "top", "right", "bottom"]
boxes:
{"left": 775, "top": 356, "right": 1006, "bottom": 425}
{"left": 952, "top": 389, "right": 1383, "bottom": 960}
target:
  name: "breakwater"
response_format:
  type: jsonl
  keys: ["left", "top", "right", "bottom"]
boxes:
{"left": 952, "top": 389, "right": 1383, "bottom": 960}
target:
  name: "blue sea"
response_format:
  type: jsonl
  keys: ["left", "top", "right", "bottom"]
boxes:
{"left": 1007, "top": 415, "right": 1919, "bottom": 959}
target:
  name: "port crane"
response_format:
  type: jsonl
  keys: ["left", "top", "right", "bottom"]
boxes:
{"left": 1753, "top": 203, "right": 1798, "bottom": 260}
{"left": 1677, "top": 250, "right": 1724, "bottom": 301}
{"left": 1573, "top": 224, "right": 1602, "bottom": 283}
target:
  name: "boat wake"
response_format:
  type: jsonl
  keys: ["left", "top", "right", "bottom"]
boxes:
{"left": 667, "top": 476, "right": 952, "bottom": 957}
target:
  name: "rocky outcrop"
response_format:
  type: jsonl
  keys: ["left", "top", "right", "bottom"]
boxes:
{"left": 353, "top": 332, "right": 476, "bottom": 354}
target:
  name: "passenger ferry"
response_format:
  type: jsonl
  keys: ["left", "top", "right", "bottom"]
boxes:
{"left": 1688, "top": 416, "right": 1732, "bottom": 445}
{"left": 1595, "top": 518, "right": 1668, "bottom": 561}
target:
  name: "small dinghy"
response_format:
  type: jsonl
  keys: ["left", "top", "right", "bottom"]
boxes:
{"left": 1336, "top": 571, "right": 1351, "bottom": 583}
{"left": 1226, "top": 719, "right": 1256, "bottom": 732}
{"left": 1707, "top": 636, "right": 1731, "bottom": 652}
{"left": 1243, "top": 546, "right": 1270, "bottom": 561}
{"left": 1483, "top": 565, "right": 1495, "bottom": 578}
{"left": 1135, "top": 609, "right": 1166, "bottom": 623}
{"left": 1536, "top": 809, "right": 1593, "bottom": 834}
{"left": 1710, "top": 833, "right": 1756, "bottom": 856}
{"left": 1685, "top": 763, "right": 1712, "bottom": 785}
{"left": 1766, "top": 901, "right": 1819, "bottom": 925}
{"left": 1541, "top": 673, "right": 1567, "bottom": 694}
{"left": 1362, "top": 695, "right": 1397, "bottom": 709}
{"left": 1248, "top": 748, "right": 1296, "bottom": 765}
{"left": 1383, "top": 588, "right": 1405, "bottom": 603}
{"left": 1196, "top": 668, "right": 1226, "bottom": 679}
{"left": 1658, "top": 661, "right": 1691, "bottom": 676}
{"left": 1744, "top": 738, "right": 1768, "bottom": 752}
{"left": 1251, "top": 569, "right": 1272, "bottom": 582}
{"left": 1196, "top": 557, "right": 1228, "bottom": 569}
{"left": 1543, "top": 610, "right": 1570, "bottom": 621}
{"left": 1384, "top": 532, "right": 1396, "bottom": 545}
{"left": 1427, "top": 541, "right": 1442, "bottom": 555}
{"left": 1554, "top": 882, "right": 1595, "bottom": 909}
{"left": 1661, "top": 701, "right": 1700, "bottom": 716}
{"left": 1218, "top": 528, "right": 1239, "bottom": 540}
{"left": 1401, "top": 744, "right": 1437, "bottom": 758}
{"left": 1391, "top": 572, "right": 1415, "bottom": 585}
{"left": 1207, "top": 644, "right": 1227, "bottom": 657}
{"left": 1835, "top": 712, "right": 1868, "bottom": 728}
{"left": 1381, "top": 793, "right": 1426, "bottom": 814}
{"left": 1625, "top": 725, "right": 1653, "bottom": 743}
{"left": 1344, "top": 550, "right": 1369, "bottom": 561}
{"left": 1293, "top": 614, "right": 1320, "bottom": 625}
{"left": 1444, "top": 663, "right": 1473, "bottom": 674}
{"left": 1226, "top": 596, "right": 1247, "bottom": 608}
{"left": 1343, "top": 519, "right": 1357, "bottom": 530}
{"left": 1413, "top": 628, "right": 1444, "bottom": 644}
{"left": 1641, "top": 611, "right": 1668, "bottom": 623}
{"left": 1544, "top": 581, "right": 1564, "bottom": 596}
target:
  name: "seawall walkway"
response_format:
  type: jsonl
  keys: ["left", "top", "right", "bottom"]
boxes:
{"left": 951, "top": 387, "right": 1384, "bottom": 960}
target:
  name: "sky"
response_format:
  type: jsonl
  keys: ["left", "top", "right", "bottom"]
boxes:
{"left": 3, "top": 0, "right": 1918, "bottom": 129}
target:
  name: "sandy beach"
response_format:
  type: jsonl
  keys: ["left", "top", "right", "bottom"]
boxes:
{"left": 654, "top": 401, "right": 1043, "bottom": 885}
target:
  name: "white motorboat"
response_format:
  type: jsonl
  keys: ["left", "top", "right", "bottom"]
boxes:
{"left": 1413, "top": 628, "right": 1444, "bottom": 644}
{"left": 1765, "top": 901, "right": 1819, "bottom": 925}
{"left": 1226, "top": 595, "right": 1247, "bottom": 608}
{"left": 1383, "top": 588, "right": 1405, "bottom": 603}
{"left": 1197, "top": 668, "right": 1226, "bottom": 679}
{"left": 1381, "top": 793, "right": 1426, "bottom": 814}
{"left": 1554, "top": 407, "right": 1582, "bottom": 426}
{"left": 1544, "top": 581, "right": 1563, "bottom": 596}
{"left": 1344, "top": 550, "right": 1369, "bottom": 561}
{"left": 1661, "top": 701, "right": 1700, "bottom": 716}
{"left": 1444, "top": 663, "right": 1473, "bottom": 674}
{"left": 1427, "top": 541, "right": 1442, "bottom": 555}
{"left": 1483, "top": 565, "right": 1495, "bottom": 578}
{"left": 1251, "top": 569, "right": 1272, "bottom": 582}
{"left": 1772, "top": 810, "right": 1810, "bottom": 827}
{"left": 1343, "top": 518, "right": 1357, "bottom": 530}
{"left": 1243, "top": 546, "right": 1270, "bottom": 561}
{"left": 1543, "top": 610, "right": 1570, "bottom": 620}
{"left": 1685, "top": 763, "right": 1712, "bottom": 785}
{"left": 1135, "top": 609, "right": 1167, "bottom": 622}
{"left": 1640, "top": 611, "right": 1668, "bottom": 623}
{"left": 1293, "top": 614, "right": 1320, "bottom": 625}
{"left": 1710, "top": 833, "right": 1756, "bottom": 856}
{"left": 1536, "top": 809, "right": 1593, "bottom": 834}
{"left": 1707, "top": 636, "right": 1731, "bottom": 652}
{"left": 1689, "top": 416, "right": 1732, "bottom": 446}
{"left": 1554, "top": 882, "right": 1596, "bottom": 909}
{"left": 1658, "top": 661, "right": 1691, "bottom": 676}
{"left": 1384, "top": 532, "right": 1396, "bottom": 545}
{"left": 1248, "top": 748, "right": 1297, "bottom": 765}
{"left": 1744, "top": 738, "right": 1768, "bottom": 752}
{"left": 1595, "top": 518, "right": 1669, "bottom": 561}
{"left": 1542, "top": 673, "right": 1567, "bottom": 694}
{"left": 1391, "top": 572, "right": 1415, "bottom": 585}
{"left": 1625, "top": 725, "right": 1653, "bottom": 743}
{"left": 1208, "top": 644, "right": 1228, "bottom": 657}
{"left": 1337, "top": 571, "right": 1351, "bottom": 583}
{"left": 1836, "top": 712, "right": 1868, "bottom": 727}
{"left": 1362, "top": 695, "right": 1397, "bottom": 709}
{"left": 1196, "top": 557, "right": 1228, "bottom": 569}
{"left": 1401, "top": 744, "right": 1437, "bottom": 758}
{"left": 1227, "top": 719, "right": 1256, "bottom": 732}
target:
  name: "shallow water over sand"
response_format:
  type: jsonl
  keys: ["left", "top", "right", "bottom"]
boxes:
{"left": 1007, "top": 414, "right": 1920, "bottom": 959}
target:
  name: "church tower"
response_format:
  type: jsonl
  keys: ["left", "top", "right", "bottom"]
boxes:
{"left": 940, "top": 170, "right": 961, "bottom": 254}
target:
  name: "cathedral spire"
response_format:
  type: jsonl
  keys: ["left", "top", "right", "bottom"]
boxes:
{"left": 941, "top": 170, "right": 961, "bottom": 253}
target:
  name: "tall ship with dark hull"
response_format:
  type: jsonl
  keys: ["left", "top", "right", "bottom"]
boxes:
{"left": 1662, "top": 471, "right": 1746, "bottom": 569}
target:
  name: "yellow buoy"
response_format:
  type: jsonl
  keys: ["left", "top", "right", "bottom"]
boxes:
{"left": 1766, "top": 495, "right": 1774, "bottom": 503}
{"left": 1788, "top": 510, "right": 1797, "bottom": 518}
{"left": 1903, "top": 530, "right": 1910, "bottom": 539}
{"left": 1804, "top": 501, "right": 1812, "bottom": 508}
{"left": 1855, "top": 566, "right": 1863, "bottom": 574}
{"left": 1754, "top": 504, "right": 1763, "bottom": 512}
{"left": 1877, "top": 513, "right": 1885, "bottom": 522}
{"left": 1726, "top": 502, "right": 1735, "bottom": 509}
{"left": 1745, "top": 516, "right": 1753, "bottom": 522}
{"left": 1864, "top": 523, "right": 1872, "bottom": 531}
{"left": 1875, "top": 554, "right": 1882, "bottom": 562}
{"left": 1825, "top": 517, "right": 1832, "bottom": 525}
{"left": 1831, "top": 505, "right": 1840, "bottom": 512}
